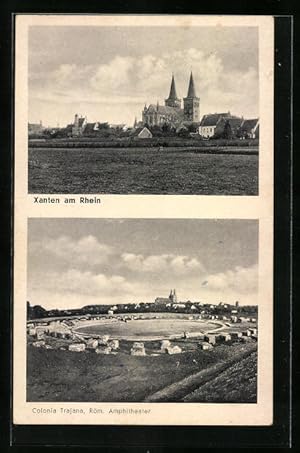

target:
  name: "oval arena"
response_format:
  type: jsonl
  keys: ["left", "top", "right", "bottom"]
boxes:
{"left": 73, "top": 317, "right": 220, "bottom": 341}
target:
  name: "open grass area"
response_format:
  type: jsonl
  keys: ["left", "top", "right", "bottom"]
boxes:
{"left": 183, "top": 351, "right": 257, "bottom": 403}
{"left": 146, "top": 346, "right": 256, "bottom": 402}
{"left": 74, "top": 318, "right": 218, "bottom": 340}
{"left": 27, "top": 342, "right": 257, "bottom": 402}
{"left": 28, "top": 147, "right": 258, "bottom": 195}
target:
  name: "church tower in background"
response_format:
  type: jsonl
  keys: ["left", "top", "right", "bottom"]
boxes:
{"left": 165, "top": 74, "right": 181, "bottom": 109}
{"left": 183, "top": 72, "right": 200, "bottom": 122}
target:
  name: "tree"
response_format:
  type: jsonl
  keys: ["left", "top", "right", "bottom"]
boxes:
{"left": 150, "top": 125, "right": 163, "bottom": 137}
{"left": 177, "top": 126, "right": 189, "bottom": 138}
{"left": 223, "top": 120, "right": 233, "bottom": 139}
{"left": 29, "top": 304, "right": 48, "bottom": 320}
{"left": 187, "top": 122, "right": 199, "bottom": 133}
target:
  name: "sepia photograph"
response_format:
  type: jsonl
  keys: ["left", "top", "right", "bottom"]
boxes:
{"left": 26, "top": 218, "right": 258, "bottom": 403}
{"left": 28, "top": 22, "right": 259, "bottom": 195}
{"left": 13, "top": 14, "right": 274, "bottom": 428}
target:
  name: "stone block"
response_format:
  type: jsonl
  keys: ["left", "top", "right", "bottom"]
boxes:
{"left": 95, "top": 346, "right": 112, "bottom": 354}
{"left": 166, "top": 345, "right": 182, "bottom": 355}
{"left": 68, "top": 343, "right": 86, "bottom": 352}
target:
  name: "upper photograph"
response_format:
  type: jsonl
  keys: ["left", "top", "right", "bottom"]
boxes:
{"left": 28, "top": 20, "right": 259, "bottom": 195}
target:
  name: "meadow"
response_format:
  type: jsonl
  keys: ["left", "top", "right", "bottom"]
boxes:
{"left": 74, "top": 318, "right": 218, "bottom": 340}
{"left": 183, "top": 351, "right": 257, "bottom": 403}
{"left": 27, "top": 341, "right": 256, "bottom": 403}
{"left": 28, "top": 147, "right": 258, "bottom": 195}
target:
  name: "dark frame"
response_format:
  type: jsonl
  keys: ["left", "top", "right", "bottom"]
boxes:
{"left": 0, "top": 3, "right": 293, "bottom": 449}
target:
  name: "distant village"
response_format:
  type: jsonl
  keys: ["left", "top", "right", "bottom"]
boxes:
{"left": 27, "top": 288, "right": 258, "bottom": 321}
{"left": 29, "top": 73, "right": 259, "bottom": 142}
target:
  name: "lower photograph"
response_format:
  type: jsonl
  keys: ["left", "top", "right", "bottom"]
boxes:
{"left": 26, "top": 218, "right": 258, "bottom": 404}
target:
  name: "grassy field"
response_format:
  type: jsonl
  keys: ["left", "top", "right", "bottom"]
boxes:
{"left": 27, "top": 342, "right": 257, "bottom": 402}
{"left": 74, "top": 318, "right": 218, "bottom": 340}
{"left": 183, "top": 351, "right": 257, "bottom": 403}
{"left": 28, "top": 147, "right": 258, "bottom": 195}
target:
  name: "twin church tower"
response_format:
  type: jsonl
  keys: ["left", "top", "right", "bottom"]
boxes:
{"left": 142, "top": 72, "right": 200, "bottom": 128}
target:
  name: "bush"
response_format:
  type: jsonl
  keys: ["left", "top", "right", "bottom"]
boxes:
{"left": 29, "top": 137, "right": 258, "bottom": 149}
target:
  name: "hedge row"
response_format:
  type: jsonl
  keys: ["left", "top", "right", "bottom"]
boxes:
{"left": 29, "top": 138, "right": 259, "bottom": 149}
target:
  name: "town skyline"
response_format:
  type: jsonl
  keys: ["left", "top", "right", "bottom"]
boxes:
{"left": 29, "top": 26, "right": 259, "bottom": 127}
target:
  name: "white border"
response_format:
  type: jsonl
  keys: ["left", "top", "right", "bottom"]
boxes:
{"left": 14, "top": 14, "right": 274, "bottom": 426}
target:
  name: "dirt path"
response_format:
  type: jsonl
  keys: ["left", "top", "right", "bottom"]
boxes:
{"left": 206, "top": 321, "right": 226, "bottom": 334}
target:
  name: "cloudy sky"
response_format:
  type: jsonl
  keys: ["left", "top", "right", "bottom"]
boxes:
{"left": 29, "top": 26, "right": 258, "bottom": 127}
{"left": 27, "top": 219, "right": 258, "bottom": 310}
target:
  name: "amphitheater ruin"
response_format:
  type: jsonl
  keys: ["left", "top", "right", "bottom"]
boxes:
{"left": 27, "top": 312, "right": 258, "bottom": 357}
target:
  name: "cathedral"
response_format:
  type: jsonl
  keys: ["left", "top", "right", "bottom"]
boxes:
{"left": 142, "top": 72, "right": 200, "bottom": 128}
{"left": 154, "top": 289, "right": 178, "bottom": 305}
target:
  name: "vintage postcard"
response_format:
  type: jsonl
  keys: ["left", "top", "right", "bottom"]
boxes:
{"left": 14, "top": 14, "right": 274, "bottom": 426}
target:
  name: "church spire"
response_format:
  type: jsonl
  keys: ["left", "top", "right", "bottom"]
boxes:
{"left": 168, "top": 74, "right": 178, "bottom": 100}
{"left": 187, "top": 71, "right": 197, "bottom": 97}
{"left": 183, "top": 72, "right": 200, "bottom": 122}
{"left": 165, "top": 74, "right": 181, "bottom": 109}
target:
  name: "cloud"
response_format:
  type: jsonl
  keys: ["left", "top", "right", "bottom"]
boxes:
{"left": 202, "top": 264, "right": 258, "bottom": 294}
{"left": 29, "top": 47, "right": 258, "bottom": 124}
{"left": 30, "top": 269, "right": 133, "bottom": 297}
{"left": 28, "top": 259, "right": 258, "bottom": 309}
{"left": 30, "top": 235, "right": 113, "bottom": 267}
{"left": 121, "top": 252, "right": 204, "bottom": 275}
{"left": 90, "top": 56, "right": 135, "bottom": 93}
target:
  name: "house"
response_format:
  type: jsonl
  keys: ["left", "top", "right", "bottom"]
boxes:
{"left": 109, "top": 123, "right": 128, "bottom": 131}
{"left": 133, "top": 126, "right": 153, "bottom": 139}
{"left": 83, "top": 122, "right": 100, "bottom": 135}
{"left": 28, "top": 121, "right": 44, "bottom": 136}
{"left": 213, "top": 116, "right": 244, "bottom": 138}
{"left": 198, "top": 112, "right": 231, "bottom": 138}
{"left": 172, "top": 303, "right": 186, "bottom": 309}
{"left": 238, "top": 118, "right": 259, "bottom": 139}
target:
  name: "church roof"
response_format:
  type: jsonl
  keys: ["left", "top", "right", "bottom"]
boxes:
{"left": 167, "top": 74, "right": 180, "bottom": 100}
{"left": 186, "top": 72, "right": 197, "bottom": 98}
{"left": 200, "top": 113, "right": 231, "bottom": 127}
{"left": 214, "top": 117, "right": 243, "bottom": 135}
{"left": 146, "top": 104, "right": 184, "bottom": 118}
{"left": 240, "top": 118, "right": 259, "bottom": 132}
{"left": 131, "top": 126, "right": 152, "bottom": 137}
{"left": 218, "top": 117, "right": 243, "bottom": 128}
